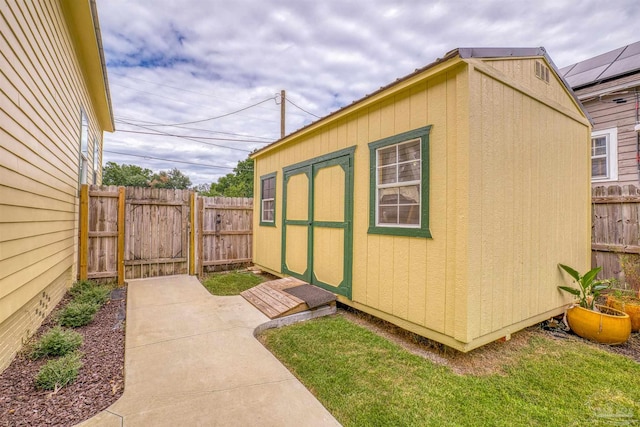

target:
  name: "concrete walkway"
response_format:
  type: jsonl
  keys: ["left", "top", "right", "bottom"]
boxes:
{"left": 78, "top": 275, "right": 340, "bottom": 427}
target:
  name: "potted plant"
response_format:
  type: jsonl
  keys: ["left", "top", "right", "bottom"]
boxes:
{"left": 606, "top": 254, "right": 640, "bottom": 332}
{"left": 557, "top": 264, "right": 631, "bottom": 345}
{"left": 606, "top": 289, "right": 640, "bottom": 332}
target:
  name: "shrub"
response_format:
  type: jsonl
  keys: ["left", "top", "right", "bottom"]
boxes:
{"left": 68, "top": 280, "right": 95, "bottom": 298}
{"left": 73, "top": 285, "right": 111, "bottom": 306}
{"left": 35, "top": 351, "right": 83, "bottom": 390}
{"left": 58, "top": 301, "right": 99, "bottom": 327}
{"left": 31, "top": 326, "right": 83, "bottom": 359}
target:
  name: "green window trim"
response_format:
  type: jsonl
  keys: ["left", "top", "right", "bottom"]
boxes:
{"left": 368, "top": 125, "right": 432, "bottom": 238}
{"left": 259, "top": 172, "right": 277, "bottom": 227}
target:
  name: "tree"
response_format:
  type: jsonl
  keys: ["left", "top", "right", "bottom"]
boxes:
{"left": 102, "top": 162, "right": 152, "bottom": 187}
{"left": 208, "top": 157, "right": 254, "bottom": 197}
{"left": 192, "top": 183, "right": 214, "bottom": 196}
{"left": 150, "top": 168, "right": 192, "bottom": 189}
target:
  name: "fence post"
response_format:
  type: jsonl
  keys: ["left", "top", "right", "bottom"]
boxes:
{"left": 190, "top": 192, "right": 196, "bottom": 275}
{"left": 198, "top": 197, "right": 204, "bottom": 276}
{"left": 117, "top": 186, "right": 125, "bottom": 286}
{"left": 79, "top": 185, "right": 89, "bottom": 280}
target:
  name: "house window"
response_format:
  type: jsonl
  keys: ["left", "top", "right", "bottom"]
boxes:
{"left": 591, "top": 127, "right": 618, "bottom": 182}
{"left": 79, "top": 110, "right": 89, "bottom": 186}
{"left": 260, "top": 172, "right": 276, "bottom": 226}
{"left": 93, "top": 137, "right": 100, "bottom": 184}
{"left": 368, "top": 125, "right": 432, "bottom": 238}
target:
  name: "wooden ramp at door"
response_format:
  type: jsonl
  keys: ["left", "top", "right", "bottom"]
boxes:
{"left": 241, "top": 277, "right": 337, "bottom": 319}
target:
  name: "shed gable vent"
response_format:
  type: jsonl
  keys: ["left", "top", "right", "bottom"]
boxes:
{"left": 535, "top": 60, "right": 550, "bottom": 83}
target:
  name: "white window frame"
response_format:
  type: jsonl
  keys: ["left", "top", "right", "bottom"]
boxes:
{"left": 79, "top": 110, "right": 89, "bottom": 186}
{"left": 92, "top": 137, "right": 100, "bottom": 184}
{"left": 375, "top": 138, "right": 422, "bottom": 228}
{"left": 591, "top": 127, "right": 618, "bottom": 182}
{"left": 260, "top": 174, "right": 276, "bottom": 225}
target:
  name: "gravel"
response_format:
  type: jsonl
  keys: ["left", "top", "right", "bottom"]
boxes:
{"left": 0, "top": 287, "right": 126, "bottom": 427}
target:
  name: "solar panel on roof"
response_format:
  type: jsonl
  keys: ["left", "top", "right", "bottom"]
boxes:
{"left": 560, "top": 41, "right": 640, "bottom": 88}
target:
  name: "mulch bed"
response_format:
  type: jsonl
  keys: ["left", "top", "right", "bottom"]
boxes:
{"left": 0, "top": 287, "right": 126, "bottom": 427}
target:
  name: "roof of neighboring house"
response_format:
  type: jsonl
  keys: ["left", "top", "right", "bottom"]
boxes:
{"left": 252, "top": 47, "right": 582, "bottom": 158}
{"left": 559, "top": 41, "right": 640, "bottom": 89}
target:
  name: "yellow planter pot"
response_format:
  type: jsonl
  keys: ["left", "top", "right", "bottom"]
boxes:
{"left": 606, "top": 295, "right": 640, "bottom": 332}
{"left": 565, "top": 305, "right": 631, "bottom": 345}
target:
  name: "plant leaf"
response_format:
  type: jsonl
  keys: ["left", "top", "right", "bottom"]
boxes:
{"left": 591, "top": 284, "right": 610, "bottom": 292}
{"left": 582, "top": 268, "right": 602, "bottom": 288}
{"left": 558, "top": 286, "right": 581, "bottom": 296}
{"left": 558, "top": 264, "right": 580, "bottom": 282}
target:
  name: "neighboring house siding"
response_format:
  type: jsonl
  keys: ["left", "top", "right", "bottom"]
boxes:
{"left": 0, "top": 0, "right": 105, "bottom": 372}
{"left": 576, "top": 82, "right": 640, "bottom": 188}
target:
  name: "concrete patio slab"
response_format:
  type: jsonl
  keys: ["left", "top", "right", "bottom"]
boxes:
{"left": 76, "top": 275, "right": 340, "bottom": 427}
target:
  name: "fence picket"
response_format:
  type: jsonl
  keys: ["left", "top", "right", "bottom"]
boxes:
{"left": 592, "top": 185, "right": 640, "bottom": 283}
{"left": 81, "top": 185, "right": 254, "bottom": 281}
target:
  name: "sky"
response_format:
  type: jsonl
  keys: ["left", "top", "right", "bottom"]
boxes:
{"left": 96, "top": 0, "right": 640, "bottom": 186}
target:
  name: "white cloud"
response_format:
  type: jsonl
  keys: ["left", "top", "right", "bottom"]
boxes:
{"left": 97, "top": 0, "right": 640, "bottom": 185}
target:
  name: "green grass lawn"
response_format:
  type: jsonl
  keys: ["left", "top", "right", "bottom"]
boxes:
{"left": 261, "top": 315, "right": 640, "bottom": 427}
{"left": 200, "top": 271, "right": 266, "bottom": 295}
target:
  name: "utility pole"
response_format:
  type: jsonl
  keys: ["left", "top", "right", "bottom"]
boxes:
{"left": 280, "top": 89, "right": 285, "bottom": 139}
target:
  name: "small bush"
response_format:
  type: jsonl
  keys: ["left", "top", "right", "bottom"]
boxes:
{"left": 58, "top": 301, "right": 99, "bottom": 327}
{"left": 68, "top": 280, "right": 95, "bottom": 298}
{"left": 73, "top": 285, "right": 111, "bottom": 306}
{"left": 31, "top": 326, "right": 83, "bottom": 359}
{"left": 35, "top": 351, "right": 83, "bottom": 390}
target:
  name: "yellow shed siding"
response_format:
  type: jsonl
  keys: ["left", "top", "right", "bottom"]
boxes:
{"left": 465, "top": 62, "right": 591, "bottom": 342}
{"left": 0, "top": 0, "right": 109, "bottom": 371}
{"left": 484, "top": 58, "right": 579, "bottom": 114}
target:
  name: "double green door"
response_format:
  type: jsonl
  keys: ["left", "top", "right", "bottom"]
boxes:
{"left": 282, "top": 148, "right": 354, "bottom": 298}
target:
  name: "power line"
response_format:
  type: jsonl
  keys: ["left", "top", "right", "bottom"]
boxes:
{"left": 103, "top": 149, "right": 241, "bottom": 170}
{"left": 110, "top": 72, "right": 279, "bottom": 113}
{"left": 117, "top": 120, "right": 252, "bottom": 153}
{"left": 115, "top": 115, "right": 276, "bottom": 141}
{"left": 286, "top": 97, "right": 322, "bottom": 118}
{"left": 143, "top": 96, "right": 278, "bottom": 126}
{"left": 113, "top": 127, "right": 272, "bottom": 144}
{"left": 111, "top": 83, "right": 281, "bottom": 124}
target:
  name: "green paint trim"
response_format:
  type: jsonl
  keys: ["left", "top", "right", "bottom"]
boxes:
{"left": 281, "top": 147, "right": 355, "bottom": 299}
{"left": 281, "top": 167, "right": 311, "bottom": 281}
{"left": 259, "top": 172, "right": 277, "bottom": 227}
{"left": 368, "top": 125, "right": 432, "bottom": 239}
{"left": 312, "top": 221, "right": 348, "bottom": 228}
{"left": 283, "top": 146, "right": 356, "bottom": 173}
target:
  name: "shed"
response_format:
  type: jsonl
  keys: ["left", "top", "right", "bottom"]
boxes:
{"left": 251, "top": 47, "right": 591, "bottom": 351}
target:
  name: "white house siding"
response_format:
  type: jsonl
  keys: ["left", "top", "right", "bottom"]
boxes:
{"left": 0, "top": 0, "right": 106, "bottom": 372}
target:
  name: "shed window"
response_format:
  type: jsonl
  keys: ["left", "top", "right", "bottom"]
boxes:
{"left": 368, "top": 126, "right": 432, "bottom": 238}
{"left": 260, "top": 173, "right": 276, "bottom": 226}
{"left": 591, "top": 127, "right": 618, "bottom": 182}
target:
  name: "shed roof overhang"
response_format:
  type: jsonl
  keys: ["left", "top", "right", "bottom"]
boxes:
{"left": 60, "top": 0, "right": 114, "bottom": 132}
{"left": 252, "top": 46, "right": 586, "bottom": 159}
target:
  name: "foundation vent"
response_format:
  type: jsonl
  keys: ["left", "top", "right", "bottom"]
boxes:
{"left": 535, "top": 60, "right": 550, "bottom": 83}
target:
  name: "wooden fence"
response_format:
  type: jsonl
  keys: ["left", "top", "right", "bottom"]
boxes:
{"left": 592, "top": 185, "right": 640, "bottom": 282}
{"left": 79, "top": 185, "right": 253, "bottom": 282}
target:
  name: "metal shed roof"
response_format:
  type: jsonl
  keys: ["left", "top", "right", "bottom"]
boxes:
{"left": 559, "top": 41, "right": 640, "bottom": 89}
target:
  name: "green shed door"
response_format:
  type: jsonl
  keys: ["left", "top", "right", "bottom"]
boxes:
{"left": 282, "top": 148, "right": 354, "bottom": 299}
